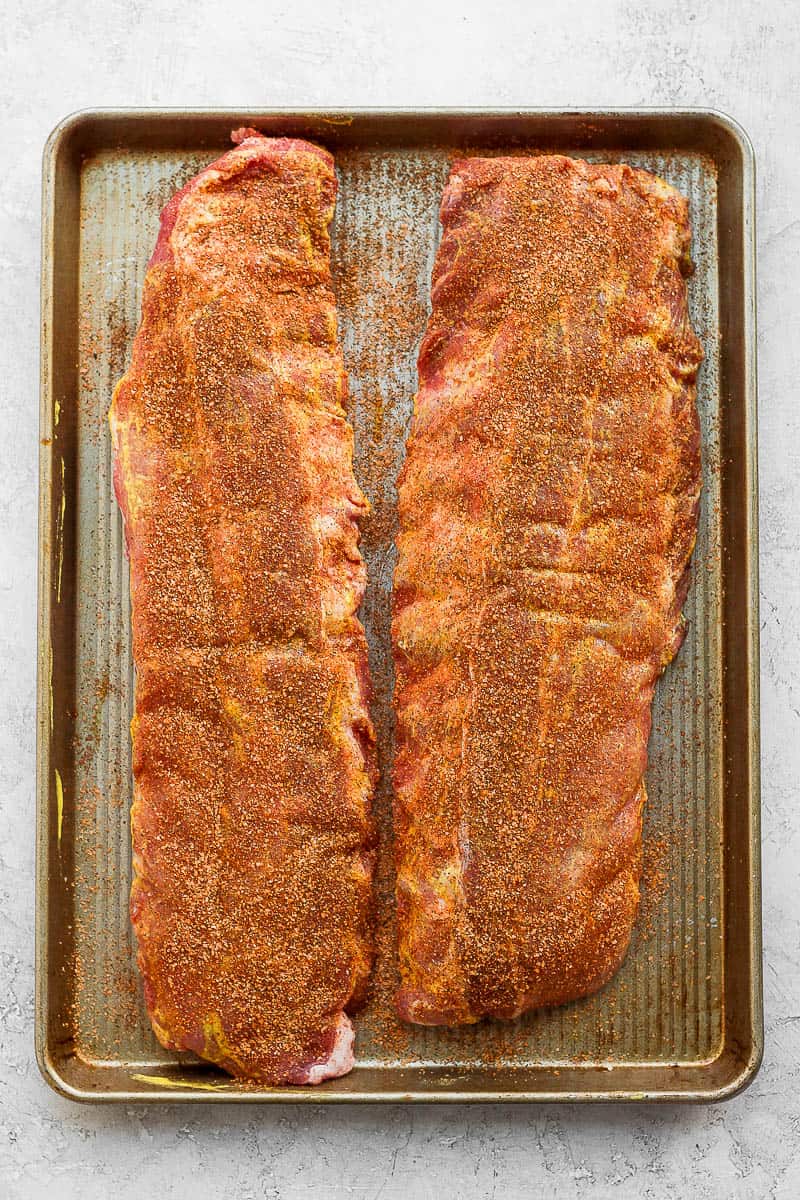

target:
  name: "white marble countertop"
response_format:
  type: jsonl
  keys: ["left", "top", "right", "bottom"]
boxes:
{"left": 2, "top": 1, "right": 798, "bottom": 1196}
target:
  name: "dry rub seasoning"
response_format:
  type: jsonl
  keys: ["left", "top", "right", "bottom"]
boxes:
{"left": 109, "top": 131, "right": 376, "bottom": 1084}
{"left": 392, "top": 155, "right": 703, "bottom": 1026}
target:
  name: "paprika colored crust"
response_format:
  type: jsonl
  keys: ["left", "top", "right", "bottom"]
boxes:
{"left": 392, "top": 155, "right": 703, "bottom": 1025}
{"left": 110, "top": 131, "right": 376, "bottom": 1083}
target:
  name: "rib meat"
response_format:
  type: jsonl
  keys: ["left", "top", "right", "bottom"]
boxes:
{"left": 110, "top": 131, "right": 376, "bottom": 1083}
{"left": 392, "top": 155, "right": 703, "bottom": 1025}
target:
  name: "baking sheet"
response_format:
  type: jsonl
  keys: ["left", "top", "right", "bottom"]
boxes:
{"left": 36, "top": 109, "right": 761, "bottom": 1101}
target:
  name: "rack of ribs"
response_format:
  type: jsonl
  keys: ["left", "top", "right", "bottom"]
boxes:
{"left": 110, "top": 131, "right": 376, "bottom": 1083}
{"left": 392, "top": 154, "right": 703, "bottom": 1025}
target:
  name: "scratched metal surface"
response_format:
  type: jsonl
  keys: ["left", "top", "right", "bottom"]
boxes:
{"left": 37, "top": 112, "right": 759, "bottom": 1101}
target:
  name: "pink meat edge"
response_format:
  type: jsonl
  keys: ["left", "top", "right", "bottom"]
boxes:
{"left": 288, "top": 1013, "right": 355, "bottom": 1085}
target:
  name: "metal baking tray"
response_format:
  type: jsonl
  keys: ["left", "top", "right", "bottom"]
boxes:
{"left": 36, "top": 108, "right": 761, "bottom": 1102}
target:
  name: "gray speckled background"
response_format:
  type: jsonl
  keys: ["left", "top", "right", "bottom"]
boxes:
{"left": 1, "top": 1, "right": 798, "bottom": 1196}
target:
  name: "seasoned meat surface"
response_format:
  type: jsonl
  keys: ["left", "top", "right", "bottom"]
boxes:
{"left": 110, "top": 131, "right": 376, "bottom": 1083}
{"left": 392, "top": 154, "right": 702, "bottom": 1025}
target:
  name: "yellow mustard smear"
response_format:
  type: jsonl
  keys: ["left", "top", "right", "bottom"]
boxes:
{"left": 54, "top": 768, "right": 64, "bottom": 845}
{"left": 202, "top": 1012, "right": 244, "bottom": 1070}
{"left": 131, "top": 1073, "right": 228, "bottom": 1093}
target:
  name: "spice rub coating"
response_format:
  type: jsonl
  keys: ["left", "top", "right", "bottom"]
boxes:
{"left": 392, "top": 154, "right": 703, "bottom": 1025}
{"left": 110, "top": 131, "right": 376, "bottom": 1082}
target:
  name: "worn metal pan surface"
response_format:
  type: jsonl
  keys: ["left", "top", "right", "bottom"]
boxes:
{"left": 36, "top": 108, "right": 760, "bottom": 1102}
